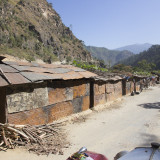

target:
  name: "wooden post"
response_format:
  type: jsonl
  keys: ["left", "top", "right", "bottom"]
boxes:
{"left": 0, "top": 87, "right": 7, "bottom": 123}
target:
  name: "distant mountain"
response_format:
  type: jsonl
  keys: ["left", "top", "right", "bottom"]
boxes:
{"left": 115, "top": 43, "right": 152, "bottom": 54}
{"left": 119, "top": 45, "right": 160, "bottom": 69}
{"left": 85, "top": 46, "right": 133, "bottom": 66}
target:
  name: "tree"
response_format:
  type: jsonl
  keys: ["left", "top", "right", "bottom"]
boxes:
{"left": 137, "top": 59, "right": 156, "bottom": 71}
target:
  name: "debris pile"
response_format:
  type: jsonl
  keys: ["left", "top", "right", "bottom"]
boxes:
{"left": 0, "top": 122, "right": 69, "bottom": 155}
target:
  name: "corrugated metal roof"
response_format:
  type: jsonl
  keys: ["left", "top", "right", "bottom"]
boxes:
{"left": 46, "top": 68, "right": 72, "bottom": 74}
{"left": 0, "top": 59, "right": 98, "bottom": 86}
{"left": 63, "top": 71, "right": 83, "bottom": 80}
{"left": 3, "top": 61, "right": 18, "bottom": 65}
{"left": 38, "top": 73, "right": 63, "bottom": 80}
{"left": 94, "top": 75, "right": 123, "bottom": 82}
{"left": 79, "top": 71, "right": 97, "bottom": 78}
{"left": 39, "top": 64, "right": 61, "bottom": 68}
{"left": 0, "top": 64, "right": 18, "bottom": 73}
{"left": 21, "top": 72, "right": 56, "bottom": 82}
{"left": 5, "top": 73, "right": 30, "bottom": 84}
{"left": 10, "top": 65, "right": 30, "bottom": 72}
{"left": 0, "top": 75, "right": 9, "bottom": 87}
{"left": 16, "top": 61, "right": 32, "bottom": 66}
{"left": 70, "top": 67, "right": 86, "bottom": 72}
{"left": 25, "top": 67, "right": 50, "bottom": 73}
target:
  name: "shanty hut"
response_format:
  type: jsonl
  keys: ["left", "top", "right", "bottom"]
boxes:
{"left": 0, "top": 57, "right": 97, "bottom": 125}
{"left": 122, "top": 75, "right": 134, "bottom": 95}
{"left": 133, "top": 75, "right": 146, "bottom": 92}
{"left": 93, "top": 75, "right": 123, "bottom": 106}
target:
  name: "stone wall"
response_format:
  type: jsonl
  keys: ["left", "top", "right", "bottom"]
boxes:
{"left": 7, "top": 79, "right": 90, "bottom": 125}
{"left": 7, "top": 82, "right": 48, "bottom": 113}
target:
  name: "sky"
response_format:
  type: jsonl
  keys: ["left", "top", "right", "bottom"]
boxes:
{"left": 47, "top": 0, "right": 160, "bottom": 49}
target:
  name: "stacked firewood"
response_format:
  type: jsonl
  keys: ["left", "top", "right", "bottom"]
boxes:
{"left": 0, "top": 122, "right": 69, "bottom": 155}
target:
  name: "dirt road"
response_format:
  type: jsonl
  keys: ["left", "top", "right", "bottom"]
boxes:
{"left": 1, "top": 85, "right": 160, "bottom": 160}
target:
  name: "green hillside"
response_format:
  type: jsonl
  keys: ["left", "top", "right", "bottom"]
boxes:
{"left": 119, "top": 45, "right": 160, "bottom": 69}
{"left": 85, "top": 46, "right": 133, "bottom": 66}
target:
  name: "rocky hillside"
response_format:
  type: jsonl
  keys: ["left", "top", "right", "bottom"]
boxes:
{"left": 85, "top": 46, "right": 133, "bottom": 66}
{"left": 0, "top": 0, "right": 91, "bottom": 62}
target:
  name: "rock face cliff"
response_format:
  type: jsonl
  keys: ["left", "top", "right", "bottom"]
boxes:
{"left": 0, "top": 0, "right": 91, "bottom": 62}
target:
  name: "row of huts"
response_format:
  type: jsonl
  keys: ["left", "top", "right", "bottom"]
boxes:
{"left": 0, "top": 56, "right": 159, "bottom": 125}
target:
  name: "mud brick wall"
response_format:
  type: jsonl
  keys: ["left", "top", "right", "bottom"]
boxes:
{"left": 126, "top": 81, "right": 134, "bottom": 95}
{"left": 7, "top": 79, "right": 90, "bottom": 125}
{"left": 94, "top": 80, "right": 123, "bottom": 107}
{"left": 106, "top": 81, "right": 123, "bottom": 102}
{"left": 47, "top": 79, "right": 90, "bottom": 114}
{"left": 94, "top": 82, "right": 106, "bottom": 106}
{"left": 8, "top": 101, "right": 73, "bottom": 125}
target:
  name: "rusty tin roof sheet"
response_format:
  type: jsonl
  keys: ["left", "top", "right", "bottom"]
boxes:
{"left": 94, "top": 75, "right": 123, "bottom": 82}
{"left": 5, "top": 73, "right": 31, "bottom": 85}
{"left": 0, "top": 75, "right": 9, "bottom": 87}
{"left": 0, "top": 59, "right": 98, "bottom": 86}
{"left": 0, "top": 64, "right": 18, "bottom": 73}
{"left": 10, "top": 65, "right": 30, "bottom": 72}
{"left": 21, "top": 72, "right": 54, "bottom": 82}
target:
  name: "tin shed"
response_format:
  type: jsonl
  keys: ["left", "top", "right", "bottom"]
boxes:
{"left": 0, "top": 57, "right": 97, "bottom": 125}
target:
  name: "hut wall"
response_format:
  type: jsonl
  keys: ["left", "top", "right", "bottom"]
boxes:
{"left": 106, "top": 81, "right": 123, "bottom": 102}
{"left": 94, "top": 82, "right": 106, "bottom": 106}
{"left": 135, "top": 81, "right": 141, "bottom": 92}
{"left": 6, "top": 82, "right": 48, "bottom": 114}
{"left": 7, "top": 79, "right": 90, "bottom": 125}
{"left": 94, "top": 80, "right": 123, "bottom": 107}
{"left": 126, "top": 81, "right": 134, "bottom": 95}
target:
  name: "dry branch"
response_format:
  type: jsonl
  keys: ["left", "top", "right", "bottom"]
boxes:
{"left": 0, "top": 122, "right": 69, "bottom": 155}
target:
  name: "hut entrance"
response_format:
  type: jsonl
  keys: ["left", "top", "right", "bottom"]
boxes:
{"left": 122, "top": 80, "right": 126, "bottom": 95}
{"left": 0, "top": 87, "right": 7, "bottom": 123}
